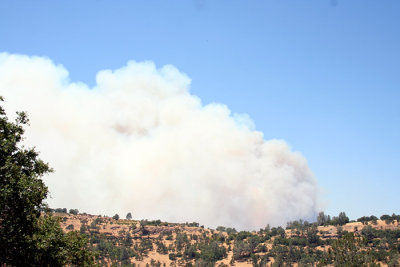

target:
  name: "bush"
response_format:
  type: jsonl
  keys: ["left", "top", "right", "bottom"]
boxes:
{"left": 69, "top": 209, "right": 79, "bottom": 215}
{"left": 169, "top": 253, "right": 176, "bottom": 261}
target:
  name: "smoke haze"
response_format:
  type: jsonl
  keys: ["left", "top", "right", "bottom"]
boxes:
{"left": 0, "top": 53, "right": 320, "bottom": 230}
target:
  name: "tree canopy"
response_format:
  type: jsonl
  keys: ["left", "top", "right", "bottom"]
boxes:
{"left": 0, "top": 96, "right": 94, "bottom": 266}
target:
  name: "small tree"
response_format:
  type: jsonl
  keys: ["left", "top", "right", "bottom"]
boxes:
{"left": 317, "top": 211, "right": 326, "bottom": 226}
{"left": 69, "top": 209, "right": 79, "bottom": 215}
{"left": 381, "top": 214, "right": 393, "bottom": 224}
{"left": 126, "top": 212, "right": 132, "bottom": 220}
{"left": 113, "top": 214, "right": 120, "bottom": 220}
{"left": 331, "top": 212, "right": 349, "bottom": 226}
{"left": 326, "top": 233, "right": 374, "bottom": 266}
{"left": 317, "top": 211, "right": 331, "bottom": 226}
{"left": 338, "top": 212, "right": 349, "bottom": 225}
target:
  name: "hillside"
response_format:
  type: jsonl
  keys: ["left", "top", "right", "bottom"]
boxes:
{"left": 54, "top": 212, "right": 400, "bottom": 267}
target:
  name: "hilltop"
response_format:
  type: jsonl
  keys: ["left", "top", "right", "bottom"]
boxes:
{"left": 53, "top": 211, "right": 400, "bottom": 266}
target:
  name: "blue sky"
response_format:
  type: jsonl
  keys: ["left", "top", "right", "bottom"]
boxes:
{"left": 1, "top": 0, "right": 399, "bottom": 220}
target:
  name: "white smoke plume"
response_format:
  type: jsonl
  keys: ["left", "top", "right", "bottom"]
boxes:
{"left": 0, "top": 53, "right": 320, "bottom": 230}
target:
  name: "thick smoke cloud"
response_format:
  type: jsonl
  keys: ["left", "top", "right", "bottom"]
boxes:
{"left": 0, "top": 53, "right": 320, "bottom": 230}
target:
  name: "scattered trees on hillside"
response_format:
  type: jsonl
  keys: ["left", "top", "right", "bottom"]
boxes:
{"left": 357, "top": 215, "right": 379, "bottom": 225}
{"left": 317, "top": 211, "right": 331, "bottom": 226}
{"left": 75, "top": 208, "right": 400, "bottom": 267}
{"left": 53, "top": 208, "right": 68, "bottom": 213}
{"left": 288, "top": 211, "right": 349, "bottom": 228}
{"left": 325, "top": 233, "right": 375, "bottom": 266}
{"left": 381, "top": 214, "right": 400, "bottom": 224}
{"left": 331, "top": 212, "right": 350, "bottom": 226}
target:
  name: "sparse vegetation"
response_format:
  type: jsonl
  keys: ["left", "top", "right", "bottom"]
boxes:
{"left": 54, "top": 210, "right": 400, "bottom": 266}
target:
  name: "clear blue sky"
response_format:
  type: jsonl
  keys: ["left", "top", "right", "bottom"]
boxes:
{"left": 1, "top": 0, "right": 399, "bottom": 220}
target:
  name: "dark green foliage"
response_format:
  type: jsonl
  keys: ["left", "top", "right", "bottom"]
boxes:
{"left": 156, "top": 240, "right": 168, "bottom": 254}
{"left": 248, "top": 235, "right": 262, "bottom": 250}
{"left": 113, "top": 214, "right": 120, "bottom": 220}
{"left": 0, "top": 97, "right": 94, "bottom": 266}
{"left": 225, "top": 227, "right": 237, "bottom": 235}
{"left": 388, "top": 253, "right": 400, "bottom": 267}
{"left": 69, "top": 209, "right": 79, "bottom": 215}
{"left": 140, "top": 239, "right": 154, "bottom": 254}
{"left": 216, "top": 226, "right": 226, "bottom": 232}
{"left": 330, "top": 212, "right": 350, "bottom": 226}
{"left": 268, "top": 245, "right": 289, "bottom": 263}
{"left": 80, "top": 223, "right": 88, "bottom": 234}
{"left": 286, "top": 219, "right": 311, "bottom": 231}
{"left": 336, "top": 226, "right": 346, "bottom": 238}
{"left": 271, "top": 227, "right": 286, "bottom": 237}
{"left": 380, "top": 214, "right": 400, "bottom": 225}
{"left": 274, "top": 237, "right": 290, "bottom": 246}
{"left": 165, "top": 233, "right": 173, "bottom": 240}
{"left": 306, "top": 226, "right": 321, "bottom": 247}
{"left": 236, "top": 231, "right": 253, "bottom": 241}
{"left": 89, "top": 218, "right": 101, "bottom": 231}
{"left": 198, "top": 241, "right": 227, "bottom": 263}
{"left": 357, "top": 215, "right": 378, "bottom": 225}
{"left": 126, "top": 212, "right": 132, "bottom": 220}
{"left": 298, "top": 255, "right": 316, "bottom": 267}
{"left": 194, "top": 258, "right": 214, "bottom": 267}
{"left": 0, "top": 101, "right": 50, "bottom": 265}
{"left": 184, "top": 244, "right": 198, "bottom": 259}
{"left": 258, "top": 243, "right": 268, "bottom": 253}
{"left": 233, "top": 240, "right": 252, "bottom": 260}
{"left": 150, "top": 259, "right": 162, "bottom": 267}
{"left": 53, "top": 208, "right": 68, "bottom": 213}
{"left": 95, "top": 237, "right": 135, "bottom": 264}
{"left": 251, "top": 254, "right": 270, "bottom": 267}
{"left": 360, "top": 226, "right": 400, "bottom": 250}
{"left": 391, "top": 214, "right": 400, "bottom": 222}
{"left": 381, "top": 214, "right": 392, "bottom": 222}
{"left": 140, "top": 219, "right": 168, "bottom": 226}
{"left": 326, "top": 232, "right": 374, "bottom": 266}
{"left": 33, "top": 215, "right": 71, "bottom": 266}
{"left": 361, "top": 226, "right": 376, "bottom": 243}
{"left": 317, "top": 211, "right": 331, "bottom": 226}
{"left": 185, "top": 221, "right": 200, "bottom": 227}
{"left": 169, "top": 253, "right": 177, "bottom": 261}
{"left": 123, "top": 232, "right": 133, "bottom": 247}
{"left": 176, "top": 232, "right": 190, "bottom": 251}
{"left": 63, "top": 230, "right": 96, "bottom": 266}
